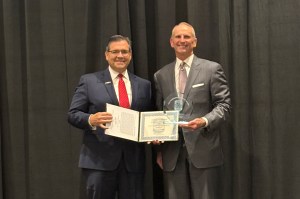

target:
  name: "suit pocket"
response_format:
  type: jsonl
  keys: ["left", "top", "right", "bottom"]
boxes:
{"left": 192, "top": 83, "right": 205, "bottom": 88}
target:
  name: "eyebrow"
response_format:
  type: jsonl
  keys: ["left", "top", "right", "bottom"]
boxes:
{"left": 174, "top": 34, "right": 192, "bottom": 37}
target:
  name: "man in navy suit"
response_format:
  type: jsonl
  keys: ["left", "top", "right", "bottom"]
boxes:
{"left": 154, "top": 22, "right": 231, "bottom": 199}
{"left": 68, "top": 35, "right": 152, "bottom": 199}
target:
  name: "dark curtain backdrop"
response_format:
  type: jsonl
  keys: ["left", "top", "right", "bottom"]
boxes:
{"left": 1, "top": 0, "right": 300, "bottom": 199}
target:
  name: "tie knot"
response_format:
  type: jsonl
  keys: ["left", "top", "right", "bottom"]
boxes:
{"left": 118, "top": 74, "right": 123, "bottom": 78}
{"left": 179, "top": 62, "right": 185, "bottom": 70}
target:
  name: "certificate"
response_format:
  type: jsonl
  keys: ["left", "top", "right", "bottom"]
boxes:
{"left": 105, "top": 103, "right": 179, "bottom": 142}
{"left": 139, "top": 111, "right": 179, "bottom": 141}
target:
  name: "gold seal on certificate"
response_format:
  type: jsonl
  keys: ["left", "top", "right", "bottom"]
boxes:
{"left": 164, "top": 92, "right": 192, "bottom": 124}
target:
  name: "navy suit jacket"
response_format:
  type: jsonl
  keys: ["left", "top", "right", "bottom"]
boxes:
{"left": 68, "top": 68, "right": 152, "bottom": 172}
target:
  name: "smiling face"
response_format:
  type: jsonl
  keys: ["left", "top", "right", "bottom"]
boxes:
{"left": 170, "top": 23, "right": 197, "bottom": 60}
{"left": 105, "top": 40, "right": 132, "bottom": 73}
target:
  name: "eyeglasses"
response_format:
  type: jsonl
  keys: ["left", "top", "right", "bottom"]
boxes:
{"left": 107, "top": 50, "right": 131, "bottom": 55}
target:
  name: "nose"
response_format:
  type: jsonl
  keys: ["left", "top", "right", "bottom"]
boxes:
{"left": 179, "top": 36, "right": 186, "bottom": 42}
{"left": 116, "top": 51, "right": 124, "bottom": 57}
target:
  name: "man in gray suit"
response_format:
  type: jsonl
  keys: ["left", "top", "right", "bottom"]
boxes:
{"left": 68, "top": 35, "right": 152, "bottom": 199}
{"left": 154, "top": 22, "right": 231, "bottom": 199}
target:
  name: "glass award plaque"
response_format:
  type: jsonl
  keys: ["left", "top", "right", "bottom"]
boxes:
{"left": 163, "top": 92, "right": 192, "bottom": 124}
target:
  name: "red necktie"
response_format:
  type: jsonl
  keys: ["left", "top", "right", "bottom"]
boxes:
{"left": 118, "top": 74, "right": 130, "bottom": 108}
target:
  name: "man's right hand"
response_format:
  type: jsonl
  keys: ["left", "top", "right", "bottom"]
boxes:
{"left": 89, "top": 112, "right": 113, "bottom": 129}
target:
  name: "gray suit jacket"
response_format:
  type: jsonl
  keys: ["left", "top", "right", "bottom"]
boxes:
{"left": 154, "top": 56, "right": 231, "bottom": 171}
{"left": 68, "top": 69, "right": 152, "bottom": 172}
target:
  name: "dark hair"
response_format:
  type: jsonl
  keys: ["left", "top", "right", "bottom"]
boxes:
{"left": 106, "top": 35, "right": 132, "bottom": 51}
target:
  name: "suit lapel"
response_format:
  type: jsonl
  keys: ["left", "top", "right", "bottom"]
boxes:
{"left": 168, "top": 62, "right": 177, "bottom": 94}
{"left": 97, "top": 69, "right": 119, "bottom": 105}
{"left": 128, "top": 72, "right": 138, "bottom": 109}
{"left": 184, "top": 57, "right": 202, "bottom": 98}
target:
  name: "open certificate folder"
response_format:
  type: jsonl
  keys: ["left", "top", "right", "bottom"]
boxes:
{"left": 105, "top": 103, "right": 179, "bottom": 142}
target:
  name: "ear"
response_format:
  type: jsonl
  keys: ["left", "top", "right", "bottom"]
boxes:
{"left": 128, "top": 53, "right": 132, "bottom": 60}
{"left": 105, "top": 51, "right": 109, "bottom": 61}
{"left": 170, "top": 38, "right": 175, "bottom": 48}
{"left": 192, "top": 38, "right": 197, "bottom": 48}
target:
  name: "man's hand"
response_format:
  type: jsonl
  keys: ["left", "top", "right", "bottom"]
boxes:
{"left": 89, "top": 112, "right": 113, "bottom": 129}
{"left": 179, "top": 117, "right": 206, "bottom": 131}
{"left": 147, "top": 140, "right": 164, "bottom": 145}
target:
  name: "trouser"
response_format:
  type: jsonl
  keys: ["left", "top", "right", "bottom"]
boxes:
{"left": 82, "top": 159, "right": 144, "bottom": 199}
{"left": 163, "top": 146, "right": 221, "bottom": 199}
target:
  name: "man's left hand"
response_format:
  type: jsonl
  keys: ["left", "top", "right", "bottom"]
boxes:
{"left": 179, "top": 117, "right": 206, "bottom": 131}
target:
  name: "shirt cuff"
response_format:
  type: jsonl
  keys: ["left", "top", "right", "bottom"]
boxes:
{"left": 202, "top": 117, "right": 208, "bottom": 127}
{"left": 88, "top": 114, "right": 97, "bottom": 130}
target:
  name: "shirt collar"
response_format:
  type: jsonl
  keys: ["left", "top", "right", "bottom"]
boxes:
{"left": 108, "top": 66, "right": 129, "bottom": 80}
{"left": 176, "top": 54, "right": 194, "bottom": 69}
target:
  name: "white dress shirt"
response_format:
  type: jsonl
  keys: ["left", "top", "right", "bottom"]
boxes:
{"left": 109, "top": 66, "right": 132, "bottom": 105}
